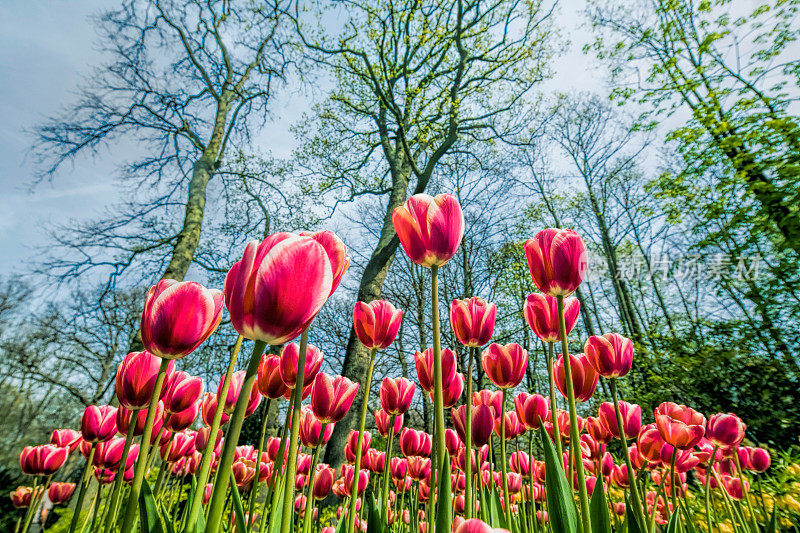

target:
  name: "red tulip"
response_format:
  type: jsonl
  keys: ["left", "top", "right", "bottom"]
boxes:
{"left": 166, "top": 402, "right": 200, "bottom": 432}
{"left": 19, "top": 445, "right": 69, "bottom": 476}
{"left": 195, "top": 426, "right": 223, "bottom": 454}
{"left": 218, "top": 370, "right": 261, "bottom": 415}
{"left": 399, "top": 428, "right": 432, "bottom": 458}
{"left": 481, "top": 343, "right": 528, "bottom": 389}
{"left": 10, "top": 486, "right": 40, "bottom": 508}
{"left": 514, "top": 392, "right": 549, "bottom": 430}
{"left": 472, "top": 390, "right": 503, "bottom": 419}
{"left": 659, "top": 444, "right": 700, "bottom": 473}
{"left": 509, "top": 451, "right": 530, "bottom": 475}
{"left": 140, "top": 279, "right": 223, "bottom": 359}
{"left": 162, "top": 371, "right": 203, "bottom": 414}
{"left": 224, "top": 232, "right": 345, "bottom": 343}
{"left": 637, "top": 423, "right": 666, "bottom": 463}
{"left": 450, "top": 297, "right": 496, "bottom": 347}
{"left": 115, "top": 351, "right": 175, "bottom": 410}
{"left": 494, "top": 411, "right": 525, "bottom": 439}
{"left": 584, "top": 333, "right": 633, "bottom": 378}
{"left": 81, "top": 405, "right": 118, "bottom": 443}
{"left": 585, "top": 416, "right": 613, "bottom": 444}
{"left": 279, "top": 342, "right": 324, "bottom": 388}
{"left": 747, "top": 447, "right": 771, "bottom": 472}
{"left": 353, "top": 300, "right": 403, "bottom": 349}
{"left": 257, "top": 354, "right": 289, "bottom": 399}
{"left": 453, "top": 518, "right": 510, "bottom": 533}
{"left": 200, "top": 392, "right": 229, "bottom": 426}
{"left": 299, "top": 406, "right": 334, "bottom": 448}
{"left": 313, "top": 465, "right": 336, "bottom": 500}
{"left": 723, "top": 476, "right": 749, "bottom": 500}
{"left": 116, "top": 402, "right": 164, "bottom": 436}
{"left": 392, "top": 193, "right": 464, "bottom": 267}
{"left": 162, "top": 431, "right": 196, "bottom": 463}
{"left": 379, "top": 377, "right": 416, "bottom": 415}
{"left": 452, "top": 404, "right": 495, "bottom": 447}
{"left": 554, "top": 353, "right": 598, "bottom": 403}
{"left": 524, "top": 293, "right": 579, "bottom": 343}
{"left": 524, "top": 228, "right": 587, "bottom": 297}
{"left": 407, "top": 456, "right": 431, "bottom": 480}
{"left": 341, "top": 464, "right": 370, "bottom": 496}
{"left": 366, "top": 449, "right": 386, "bottom": 473}
{"left": 310, "top": 372, "right": 359, "bottom": 424}
{"left": 375, "top": 410, "right": 403, "bottom": 437}
{"left": 232, "top": 459, "right": 256, "bottom": 487}
{"left": 94, "top": 437, "right": 135, "bottom": 470}
{"left": 611, "top": 464, "right": 632, "bottom": 488}
{"left": 438, "top": 372, "right": 465, "bottom": 408}
{"left": 50, "top": 429, "right": 82, "bottom": 452}
{"left": 47, "top": 482, "right": 76, "bottom": 505}
{"left": 345, "top": 430, "right": 372, "bottom": 463}
{"left": 706, "top": 413, "right": 746, "bottom": 449}
{"left": 415, "top": 347, "right": 457, "bottom": 393}
{"left": 654, "top": 402, "right": 706, "bottom": 450}
{"left": 598, "top": 401, "right": 642, "bottom": 440}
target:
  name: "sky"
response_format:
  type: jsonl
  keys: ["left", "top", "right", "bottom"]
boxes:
{"left": 0, "top": 0, "right": 601, "bottom": 279}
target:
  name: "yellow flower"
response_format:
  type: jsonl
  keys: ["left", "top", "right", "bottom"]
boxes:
{"left": 781, "top": 494, "right": 800, "bottom": 514}
{"left": 786, "top": 463, "right": 800, "bottom": 477}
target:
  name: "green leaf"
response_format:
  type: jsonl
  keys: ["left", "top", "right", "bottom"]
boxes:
{"left": 765, "top": 506, "right": 777, "bottom": 533}
{"left": 269, "top": 477, "right": 287, "bottom": 533}
{"left": 537, "top": 426, "right": 579, "bottom": 533}
{"left": 366, "top": 490, "right": 387, "bottom": 533}
{"left": 624, "top": 493, "right": 643, "bottom": 533}
{"left": 664, "top": 509, "right": 680, "bottom": 533}
{"left": 229, "top": 471, "right": 248, "bottom": 533}
{"left": 479, "top": 483, "right": 490, "bottom": 523}
{"left": 588, "top": 475, "right": 612, "bottom": 533}
{"left": 435, "top": 451, "right": 453, "bottom": 533}
{"left": 138, "top": 479, "right": 165, "bottom": 533}
{"left": 158, "top": 501, "right": 175, "bottom": 533}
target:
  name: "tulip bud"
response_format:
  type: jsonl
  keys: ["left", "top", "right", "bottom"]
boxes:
{"left": 399, "top": 428, "right": 432, "bottom": 458}
{"left": 554, "top": 353, "right": 598, "bottom": 403}
{"left": 392, "top": 193, "right": 464, "bottom": 267}
{"left": 481, "top": 343, "right": 528, "bottom": 389}
{"left": 706, "top": 413, "right": 746, "bottom": 449}
{"left": 47, "top": 482, "right": 76, "bottom": 505}
{"left": 415, "top": 348, "right": 457, "bottom": 393}
{"left": 379, "top": 377, "right": 416, "bottom": 415}
{"left": 81, "top": 405, "right": 118, "bottom": 443}
{"left": 115, "top": 351, "right": 175, "bottom": 410}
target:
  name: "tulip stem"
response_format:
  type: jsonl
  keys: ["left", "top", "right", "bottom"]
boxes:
{"left": 184, "top": 334, "right": 243, "bottom": 530}
{"left": 261, "top": 406, "right": 293, "bottom": 533}
{"left": 348, "top": 347, "right": 377, "bottom": 533}
{"left": 68, "top": 442, "right": 96, "bottom": 533}
{"left": 464, "top": 346, "right": 475, "bottom": 519}
{"left": 302, "top": 424, "right": 325, "bottom": 533}
{"left": 556, "top": 295, "right": 590, "bottom": 533}
{"left": 248, "top": 398, "right": 271, "bottom": 521}
{"left": 545, "top": 342, "right": 563, "bottom": 459}
{"left": 205, "top": 338, "right": 267, "bottom": 533}
{"left": 430, "top": 264, "right": 448, "bottom": 533}
{"left": 734, "top": 450, "right": 760, "bottom": 532}
{"left": 668, "top": 446, "right": 678, "bottom": 520}
{"left": 102, "top": 410, "right": 138, "bottom": 533}
{"left": 500, "top": 389, "right": 511, "bottom": 525}
{"left": 89, "top": 484, "right": 104, "bottom": 532}
{"left": 20, "top": 477, "right": 41, "bottom": 533}
{"left": 382, "top": 416, "right": 396, "bottom": 522}
{"left": 704, "top": 445, "right": 719, "bottom": 532}
{"left": 610, "top": 379, "right": 646, "bottom": 529}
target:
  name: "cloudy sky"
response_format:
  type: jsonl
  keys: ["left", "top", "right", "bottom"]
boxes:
{"left": 0, "top": 0, "right": 601, "bottom": 279}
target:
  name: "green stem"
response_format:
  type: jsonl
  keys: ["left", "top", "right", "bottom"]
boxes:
{"left": 248, "top": 398, "right": 272, "bottom": 521}
{"left": 556, "top": 295, "right": 590, "bottom": 533}
{"left": 348, "top": 348, "right": 377, "bottom": 533}
{"left": 102, "top": 410, "right": 138, "bottom": 533}
{"left": 21, "top": 476, "right": 46, "bottom": 533}
{"left": 500, "top": 389, "right": 511, "bottom": 524}
{"left": 261, "top": 407, "right": 293, "bottom": 533}
{"left": 302, "top": 426, "right": 325, "bottom": 533}
{"left": 734, "top": 450, "right": 760, "bottom": 532}
{"left": 465, "top": 346, "right": 475, "bottom": 519}
{"left": 184, "top": 334, "right": 243, "bottom": 530}
{"left": 382, "top": 416, "right": 396, "bottom": 522}
{"left": 68, "top": 443, "right": 97, "bottom": 533}
{"left": 120, "top": 358, "right": 170, "bottom": 533}
{"left": 668, "top": 446, "right": 677, "bottom": 519}
{"left": 610, "top": 379, "right": 647, "bottom": 530}
{"left": 89, "top": 484, "right": 104, "bottom": 532}
{"left": 205, "top": 338, "right": 267, "bottom": 533}
{"left": 704, "top": 445, "right": 719, "bottom": 532}
{"left": 430, "top": 264, "right": 448, "bottom": 533}
{"left": 546, "top": 342, "right": 563, "bottom": 459}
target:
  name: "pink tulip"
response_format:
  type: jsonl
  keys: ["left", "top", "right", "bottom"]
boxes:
{"left": 224, "top": 232, "right": 346, "bottom": 343}
{"left": 115, "top": 351, "right": 175, "bottom": 410}
{"left": 415, "top": 347, "right": 457, "bottom": 393}
{"left": 392, "top": 193, "right": 464, "bottom": 267}
{"left": 310, "top": 372, "right": 359, "bottom": 424}
{"left": 509, "top": 451, "right": 530, "bottom": 475}
{"left": 94, "top": 437, "right": 135, "bottom": 470}
{"left": 162, "top": 431, "right": 196, "bottom": 463}
{"left": 299, "top": 406, "right": 334, "bottom": 448}
{"left": 450, "top": 297, "right": 496, "bottom": 347}
{"left": 524, "top": 228, "right": 587, "bottom": 297}
{"left": 81, "top": 405, "right": 118, "bottom": 443}
{"left": 366, "top": 449, "right": 385, "bottom": 473}
{"left": 345, "top": 430, "right": 372, "bottom": 463}
{"left": 723, "top": 476, "right": 749, "bottom": 500}
{"left": 584, "top": 333, "right": 634, "bottom": 378}
{"left": 399, "top": 428, "right": 432, "bottom": 458}
{"left": 258, "top": 354, "right": 289, "bottom": 399}
{"left": 438, "top": 372, "right": 465, "bottom": 408}
{"left": 375, "top": 409, "right": 403, "bottom": 437}
{"left": 514, "top": 392, "right": 549, "bottom": 430}
{"left": 611, "top": 464, "right": 632, "bottom": 488}
{"left": 407, "top": 456, "right": 431, "bottom": 480}
{"left": 116, "top": 402, "right": 164, "bottom": 436}
{"left": 379, "top": 377, "right": 416, "bottom": 415}
{"left": 218, "top": 370, "right": 261, "bottom": 415}
{"left": 452, "top": 404, "right": 495, "bottom": 447}
{"left": 50, "top": 429, "right": 82, "bottom": 452}
{"left": 47, "top": 482, "right": 76, "bottom": 505}
{"left": 313, "top": 465, "right": 336, "bottom": 499}
{"left": 194, "top": 426, "right": 223, "bottom": 454}
{"left": 654, "top": 402, "right": 706, "bottom": 450}
{"left": 166, "top": 402, "right": 200, "bottom": 432}
{"left": 341, "top": 464, "right": 370, "bottom": 496}
{"left": 472, "top": 390, "right": 503, "bottom": 419}
{"left": 706, "top": 413, "right": 746, "bottom": 448}
{"left": 453, "top": 518, "right": 510, "bottom": 533}
{"left": 279, "top": 342, "right": 324, "bottom": 388}
{"left": 200, "top": 392, "right": 229, "bottom": 426}
{"left": 747, "top": 447, "right": 771, "bottom": 472}
{"left": 353, "top": 300, "right": 403, "bottom": 349}
{"left": 553, "top": 353, "right": 598, "bottom": 403}
{"left": 637, "top": 423, "right": 666, "bottom": 463}
{"left": 524, "top": 293, "right": 580, "bottom": 343}
{"left": 494, "top": 411, "right": 525, "bottom": 439}
{"left": 481, "top": 343, "right": 528, "bottom": 389}
{"left": 20, "top": 445, "right": 69, "bottom": 476}
{"left": 598, "top": 401, "right": 642, "bottom": 440}
{"left": 161, "top": 371, "right": 204, "bottom": 414}
{"left": 140, "top": 279, "right": 223, "bottom": 359}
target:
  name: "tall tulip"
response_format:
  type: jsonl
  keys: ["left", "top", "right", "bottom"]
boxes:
{"left": 310, "top": 373, "right": 359, "bottom": 424}
{"left": 379, "top": 377, "right": 416, "bottom": 415}
{"left": 524, "top": 293, "right": 579, "bottom": 343}
{"left": 654, "top": 403, "right": 706, "bottom": 450}
{"left": 140, "top": 279, "right": 223, "bottom": 359}
{"left": 115, "top": 351, "right": 175, "bottom": 410}
{"left": 48, "top": 482, "right": 76, "bottom": 505}
{"left": 583, "top": 333, "right": 634, "bottom": 378}
{"left": 554, "top": 353, "right": 598, "bottom": 403}
{"left": 706, "top": 413, "right": 746, "bottom": 449}
{"left": 258, "top": 354, "right": 290, "bottom": 399}
{"left": 353, "top": 300, "right": 403, "bottom": 349}
{"left": 50, "top": 429, "right": 82, "bottom": 452}
{"left": 415, "top": 347, "right": 457, "bottom": 393}
{"left": 481, "top": 343, "right": 527, "bottom": 389}
{"left": 279, "top": 342, "right": 324, "bottom": 388}
{"left": 161, "top": 371, "right": 203, "bottom": 414}
{"left": 514, "top": 393, "right": 549, "bottom": 430}
{"left": 81, "top": 405, "right": 118, "bottom": 443}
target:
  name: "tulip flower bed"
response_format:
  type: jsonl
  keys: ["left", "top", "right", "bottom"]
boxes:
{"left": 8, "top": 194, "right": 798, "bottom": 533}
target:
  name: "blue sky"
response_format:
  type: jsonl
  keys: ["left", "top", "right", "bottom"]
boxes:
{"left": 0, "top": 0, "right": 600, "bottom": 279}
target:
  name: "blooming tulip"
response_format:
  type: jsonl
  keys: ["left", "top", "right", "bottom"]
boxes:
{"left": 415, "top": 347, "right": 457, "bottom": 393}
{"left": 353, "top": 300, "right": 403, "bottom": 349}
{"left": 341, "top": 465, "right": 370, "bottom": 496}
{"left": 524, "top": 293, "right": 579, "bottom": 342}
{"left": 400, "top": 429, "right": 432, "bottom": 458}
{"left": 10, "top": 486, "right": 41, "bottom": 508}
{"left": 554, "top": 353, "right": 598, "bottom": 402}
{"left": 453, "top": 518, "right": 510, "bottom": 533}
{"left": 439, "top": 372, "right": 465, "bottom": 407}
{"left": 654, "top": 402, "right": 706, "bottom": 449}
{"left": 115, "top": 351, "right": 175, "bottom": 410}
{"left": 747, "top": 447, "right": 771, "bottom": 472}
{"left": 514, "top": 392, "right": 549, "bottom": 430}
{"left": 224, "top": 232, "right": 344, "bottom": 343}
{"left": 585, "top": 416, "right": 613, "bottom": 444}
{"left": 162, "top": 431, "right": 196, "bottom": 463}
{"left": 257, "top": 354, "right": 289, "bottom": 399}
{"left": 47, "top": 482, "right": 76, "bottom": 504}
{"left": 524, "top": 228, "right": 587, "bottom": 297}
{"left": 706, "top": 413, "right": 746, "bottom": 448}
{"left": 310, "top": 372, "right": 359, "bottom": 423}
{"left": 452, "top": 404, "right": 494, "bottom": 447}
{"left": 50, "top": 429, "right": 82, "bottom": 452}
{"left": 375, "top": 409, "right": 403, "bottom": 437}
{"left": 279, "top": 342, "right": 324, "bottom": 388}
{"left": 162, "top": 371, "right": 204, "bottom": 414}
{"left": 299, "top": 406, "right": 334, "bottom": 448}
{"left": 166, "top": 402, "right": 200, "bottom": 432}
{"left": 379, "top": 377, "right": 416, "bottom": 415}
{"left": 195, "top": 426, "right": 223, "bottom": 453}
{"left": 481, "top": 343, "right": 527, "bottom": 389}
{"left": 81, "top": 405, "right": 118, "bottom": 443}
{"left": 598, "top": 401, "right": 641, "bottom": 440}
{"left": 637, "top": 423, "right": 666, "bottom": 463}
{"left": 19, "top": 445, "right": 68, "bottom": 476}
{"left": 583, "top": 333, "right": 634, "bottom": 378}
{"left": 94, "top": 437, "right": 136, "bottom": 471}
{"left": 200, "top": 392, "right": 229, "bottom": 426}
{"left": 472, "top": 390, "right": 503, "bottom": 418}
{"left": 345, "top": 430, "right": 372, "bottom": 463}
{"left": 392, "top": 193, "right": 464, "bottom": 267}
{"left": 450, "top": 297, "right": 496, "bottom": 347}
{"left": 509, "top": 451, "right": 530, "bottom": 475}
{"left": 217, "top": 370, "right": 261, "bottom": 415}
{"left": 116, "top": 402, "right": 164, "bottom": 436}
{"left": 140, "top": 279, "right": 223, "bottom": 359}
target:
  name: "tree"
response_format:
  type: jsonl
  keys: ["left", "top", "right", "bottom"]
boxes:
{"left": 292, "top": 0, "right": 557, "bottom": 467}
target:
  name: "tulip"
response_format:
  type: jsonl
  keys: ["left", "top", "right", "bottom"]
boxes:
{"left": 392, "top": 193, "right": 465, "bottom": 268}
{"left": 279, "top": 342, "right": 324, "bottom": 389}
{"left": 353, "top": 300, "right": 403, "bottom": 349}
{"left": 375, "top": 410, "right": 403, "bottom": 437}
{"left": 345, "top": 430, "right": 372, "bottom": 463}
{"left": 162, "top": 431, "right": 196, "bottom": 463}
{"left": 341, "top": 465, "right": 370, "bottom": 496}
{"left": 524, "top": 228, "right": 587, "bottom": 297}
{"left": 637, "top": 423, "right": 666, "bottom": 463}
{"left": 115, "top": 351, "right": 175, "bottom": 410}
{"left": 50, "top": 429, "right": 82, "bottom": 452}
{"left": 200, "top": 392, "right": 229, "bottom": 426}
{"left": 747, "top": 447, "right": 771, "bottom": 472}
{"left": 481, "top": 343, "right": 527, "bottom": 389}
{"left": 310, "top": 373, "right": 359, "bottom": 424}
{"left": 313, "top": 465, "right": 336, "bottom": 499}
{"left": 94, "top": 437, "right": 135, "bottom": 471}
{"left": 611, "top": 464, "right": 632, "bottom": 488}
{"left": 453, "top": 518, "right": 510, "bottom": 533}
{"left": 554, "top": 353, "right": 598, "bottom": 402}
{"left": 524, "top": 293, "right": 579, "bottom": 342}
{"left": 140, "top": 279, "right": 223, "bottom": 359}
{"left": 723, "top": 476, "right": 749, "bottom": 500}
{"left": 258, "top": 354, "right": 289, "bottom": 399}
{"left": 399, "top": 429, "right": 433, "bottom": 458}
{"left": 439, "top": 372, "right": 465, "bottom": 408}
{"left": 509, "top": 451, "right": 530, "bottom": 475}
{"left": 407, "top": 456, "right": 432, "bottom": 480}
{"left": 299, "top": 406, "right": 333, "bottom": 448}
{"left": 217, "top": 370, "right": 262, "bottom": 415}
{"left": 450, "top": 297, "right": 496, "bottom": 347}
{"left": 81, "top": 405, "right": 118, "bottom": 443}
{"left": 706, "top": 413, "right": 746, "bottom": 448}
{"left": 494, "top": 411, "right": 525, "bottom": 440}
{"left": 166, "top": 402, "right": 200, "bottom": 432}
{"left": 452, "top": 404, "right": 494, "bottom": 448}
{"left": 48, "top": 482, "right": 76, "bottom": 505}
{"left": 598, "top": 401, "right": 641, "bottom": 440}
{"left": 585, "top": 416, "right": 613, "bottom": 444}
{"left": 366, "top": 449, "right": 386, "bottom": 473}
{"left": 116, "top": 403, "right": 164, "bottom": 437}
{"left": 514, "top": 392, "right": 549, "bottom": 430}
{"left": 379, "top": 377, "right": 416, "bottom": 415}
{"left": 162, "top": 371, "right": 204, "bottom": 414}
{"left": 11, "top": 486, "right": 40, "bottom": 508}
{"left": 654, "top": 402, "right": 706, "bottom": 449}
{"left": 472, "top": 390, "right": 503, "bottom": 419}
{"left": 19, "top": 445, "right": 69, "bottom": 476}
{"left": 415, "top": 347, "right": 457, "bottom": 393}
{"left": 583, "top": 333, "right": 634, "bottom": 378}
